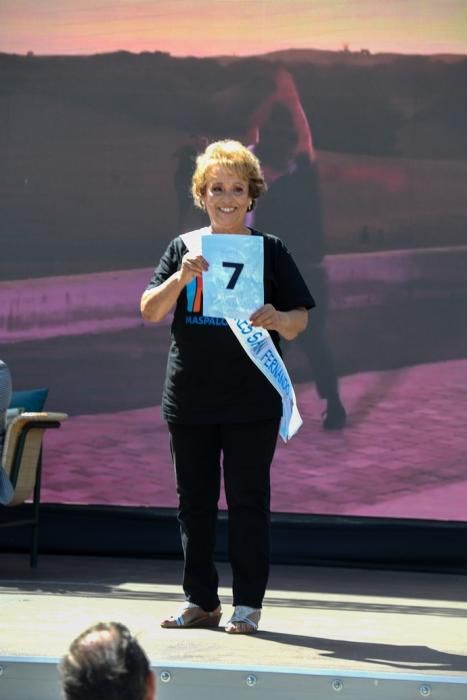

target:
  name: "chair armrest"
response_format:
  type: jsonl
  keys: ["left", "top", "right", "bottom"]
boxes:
{"left": 14, "top": 412, "right": 68, "bottom": 424}
{"left": 2, "top": 413, "right": 69, "bottom": 487}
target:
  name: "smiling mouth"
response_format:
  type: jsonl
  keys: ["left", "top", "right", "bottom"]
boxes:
{"left": 219, "top": 207, "right": 235, "bottom": 213}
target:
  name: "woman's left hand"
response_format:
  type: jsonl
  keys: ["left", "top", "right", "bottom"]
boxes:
{"left": 250, "top": 305, "right": 308, "bottom": 340}
{"left": 249, "top": 304, "right": 281, "bottom": 331}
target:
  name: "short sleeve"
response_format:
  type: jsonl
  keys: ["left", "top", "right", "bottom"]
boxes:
{"left": 143, "top": 238, "right": 184, "bottom": 294}
{"left": 273, "top": 238, "right": 316, "bottom": 311}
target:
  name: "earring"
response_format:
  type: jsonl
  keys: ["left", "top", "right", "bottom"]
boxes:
{"left": 247, "top": 200, "right": 254, "bottom": 212}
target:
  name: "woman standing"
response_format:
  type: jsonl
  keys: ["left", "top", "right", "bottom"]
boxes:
{"left": 141, "top": 140, "right": 314, "bottom": 634}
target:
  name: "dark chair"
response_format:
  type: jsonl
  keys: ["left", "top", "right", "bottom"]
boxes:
{"left": 0, "top": 411, "right": 68, "bottom": 567}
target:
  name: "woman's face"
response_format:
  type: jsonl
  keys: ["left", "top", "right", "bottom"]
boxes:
{"left": 202, "top": 165, "right": 251, "bottom": 234}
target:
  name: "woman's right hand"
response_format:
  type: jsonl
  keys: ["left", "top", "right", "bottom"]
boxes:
{"left": 179, "top": 253, "right": 209, "bottom": 285}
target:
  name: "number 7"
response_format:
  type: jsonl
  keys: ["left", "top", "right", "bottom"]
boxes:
{"left": 222, "top": 261, "right": 244, "bottom": 290}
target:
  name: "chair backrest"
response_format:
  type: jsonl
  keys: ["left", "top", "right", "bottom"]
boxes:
{"left": 2, "top": 412, "right": 67, "bottom": 507}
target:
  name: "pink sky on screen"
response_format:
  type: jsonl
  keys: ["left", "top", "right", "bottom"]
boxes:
{"left": 0, "top": 0, "right": 465, "bottom": 56}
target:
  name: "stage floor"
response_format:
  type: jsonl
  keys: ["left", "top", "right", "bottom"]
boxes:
{"left": 1, "top": 553, "right": 466, "bottom": 681}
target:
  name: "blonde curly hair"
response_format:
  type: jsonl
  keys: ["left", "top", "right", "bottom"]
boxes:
{"left": 191, "top": 139, "right": 267, "bottom": 211}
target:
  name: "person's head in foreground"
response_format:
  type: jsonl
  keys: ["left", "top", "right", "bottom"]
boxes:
{"left": 59, "top": 621, "right": 155, "bottom": 700}
{"left": 192, "top": 139, "right": 267, "bottom": 233}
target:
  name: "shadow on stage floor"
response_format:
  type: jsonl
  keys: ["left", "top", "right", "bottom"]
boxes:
{"left": 1, "top": 553, "right": 467, "bottom": 699}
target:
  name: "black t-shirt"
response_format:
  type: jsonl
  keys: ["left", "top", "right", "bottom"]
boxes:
{"left": 145, "top": 230, "right": 315, "bottom": 424}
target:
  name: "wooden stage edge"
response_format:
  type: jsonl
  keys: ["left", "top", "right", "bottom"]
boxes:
{"left": 0, "top": 553, "right": 467, "bottom": 699}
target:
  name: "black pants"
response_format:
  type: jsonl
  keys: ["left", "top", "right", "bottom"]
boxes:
{"left": 168, "top": 419, "right": 280, "bottom": 611}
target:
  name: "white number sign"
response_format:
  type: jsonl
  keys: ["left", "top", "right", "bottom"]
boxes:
{"left": 201, "top": 234, "right": 264, "bottom": 319}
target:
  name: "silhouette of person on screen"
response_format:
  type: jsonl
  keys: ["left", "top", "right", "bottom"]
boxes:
{"left": 173, "top": 134, "right": 208, "bottom": 233}
{"left": 248, "top": 68, "right": 346, "bottom": 430}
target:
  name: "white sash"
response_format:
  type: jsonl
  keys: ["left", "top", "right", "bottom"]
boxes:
{"left": 180, "top": 227, "right": 210, "bottom": 254}
{"left": 226, "top": 319, "right": 302, "bottom": 442}
{"left": 180, "top": 228, "right": 302, "bottom": 442}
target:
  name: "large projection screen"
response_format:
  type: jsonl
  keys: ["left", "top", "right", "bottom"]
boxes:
{"left": 1, "top": 1, "right": 466, "bottom": 522}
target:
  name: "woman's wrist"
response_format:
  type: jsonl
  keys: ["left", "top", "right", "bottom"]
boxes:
{"left": 176, "top": 268, "right": 194, "bottom": 288}
{"left": 276, "top": 309, "right": 307, "bottom": 340}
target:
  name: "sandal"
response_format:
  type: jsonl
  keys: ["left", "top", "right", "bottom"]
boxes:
{"left": 160, "top": 602, "right": 222, "bottom": 629}
{"left": 225, "top": 606, "right": 261, "bottom": 634}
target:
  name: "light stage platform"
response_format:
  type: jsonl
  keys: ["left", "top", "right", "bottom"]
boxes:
{"left": 0, "top": 554, "right": 466, "bottom": 699}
